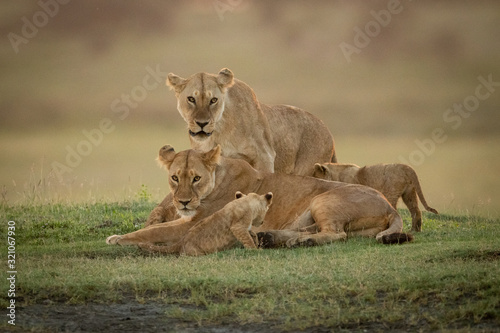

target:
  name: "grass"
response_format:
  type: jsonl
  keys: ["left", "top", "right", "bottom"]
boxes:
{"left": 1, "top": 201, "right": 499, "bottom": 331}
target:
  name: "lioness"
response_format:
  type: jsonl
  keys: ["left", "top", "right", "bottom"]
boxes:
{"left": 107, "top": 145, "right": 413, "bottom": 249}
{"left": 166, "top": 68, "right": 336, "bottom": 175}
{"left": 125, "top": 192, "right": 273, "bottom": 256}
{"left": 313, "top": 163, "right": 439, "bottom": 232}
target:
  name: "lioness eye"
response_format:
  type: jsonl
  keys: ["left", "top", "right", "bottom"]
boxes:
{"left": 209, "top": 97, "right": 218, "bottom": 105}
{"left": 187, "top": 96, "right": 196, "bottom": 104}
{"left": 171, "top": 175, "right": 178, "bottom": 182}
{"left": 193, "top": 176, "right": 201, "bottom": 183}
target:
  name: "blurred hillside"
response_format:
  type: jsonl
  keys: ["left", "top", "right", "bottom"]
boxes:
{"left": 0, "top": 1, "right": 499, "bottom": 216}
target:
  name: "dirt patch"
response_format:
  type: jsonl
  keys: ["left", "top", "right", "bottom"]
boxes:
{"left": 426, "top": 249, "right": 500, "bottom": 263}
{"left": 8, "top": 300, "right": 278, "bottom": 333}
{"left": 5, "top": 299, "right": 498, "bottom": 333}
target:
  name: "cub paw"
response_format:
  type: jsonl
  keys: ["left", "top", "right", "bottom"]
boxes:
{"left": 106, "top": 235, "right": 122, "bottom": 245}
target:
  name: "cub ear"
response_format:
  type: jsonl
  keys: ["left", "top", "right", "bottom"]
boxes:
{"left": 216, "top": 68, "right": 234, "bottom": 90}
{"left": 235, "top": 191, "right": 245, "bottom": 199}
{"left": 203, "top": 144, "right": 221, "bottom": 166}
{"left": 157, "top": 145, "right": 176, "bottom": 169}
{"left": 166, "top": 73, "right": 187, "bottom": 93}
{"left": 264, "top": 192, "right": 273, "bottom": 204}
{"left": 313, "top": 163, "right": 327, "bottom": 176}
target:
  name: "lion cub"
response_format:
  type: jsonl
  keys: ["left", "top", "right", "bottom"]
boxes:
{"left": 140, "top": 191, "right": 273, "bottom": 256}
{"left": 313, "top": 163, "right": 438, "bottom": 232}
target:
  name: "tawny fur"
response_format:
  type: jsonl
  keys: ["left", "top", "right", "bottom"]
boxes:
{"left": 137, "top": 192, "right": 272, "bottom": 256}
{"left": 106, "top": 145, "right": 412, "bottom": 249}
{"left": 166, "top": 68, "right": 336, "bottom": 175}
{"left": 313, "top": 163, "right": 438, "bottom": 232}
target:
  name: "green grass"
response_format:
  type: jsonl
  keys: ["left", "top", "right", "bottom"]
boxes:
{"left": 1, "top": 202, "right": 499, "bottom": 331}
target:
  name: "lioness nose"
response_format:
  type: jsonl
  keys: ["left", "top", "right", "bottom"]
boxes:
{"left": 179, "top": 200, "right": 191, "bottom": 207}
{"left": 196, "top": 121, "right": 208, "bottom": 129}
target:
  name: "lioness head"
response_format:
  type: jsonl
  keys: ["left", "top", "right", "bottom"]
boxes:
{"left": 234, "top": 191, "right": 273, "bottom": 227}
{"left": 166, "top": 68, "right": 235, "bottom": 140}
{"left": 158, "top": 144, "right": 221, "bottom": 216}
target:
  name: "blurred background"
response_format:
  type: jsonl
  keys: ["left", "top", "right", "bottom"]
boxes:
{"left": 1, "top": 0, "right": 499, "bottom": 217}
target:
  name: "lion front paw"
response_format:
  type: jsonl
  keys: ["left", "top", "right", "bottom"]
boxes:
{"left": 106, "top": 235, "right": 122, "bottom": 245}
{"left": 257, "top": 232, "right": 276, "bottom": 248}
{"left": 286, "top": 236, "right": 316, "bottom": 248}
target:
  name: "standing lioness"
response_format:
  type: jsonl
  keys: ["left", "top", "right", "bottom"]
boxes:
{"left": 166, "top": 68, "right": 336, "bottom": 175}
{"left": 313, "top": 163, "right": 439, "bottom": 232}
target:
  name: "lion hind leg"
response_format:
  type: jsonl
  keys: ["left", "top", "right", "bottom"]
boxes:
{"left": 375, "top": 213, "right": 413, "bottom": 244}
{"left": 402, "top": 188, "right": 423, "bottom": 232}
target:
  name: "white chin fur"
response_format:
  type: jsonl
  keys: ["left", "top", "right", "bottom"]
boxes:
{"left": 177, "top": 209, "right": 196, "bottom": 217}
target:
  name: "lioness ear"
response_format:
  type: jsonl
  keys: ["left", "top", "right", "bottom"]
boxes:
{"left": 216, "top": 68, "right": 234, "bottom": 90}
{"left": 235, "top": 191, "right": 244, "bottom": 199}
{"left": 203, "top": 144, "right": 221, "bottom": 166}
{"left": 157, "top": 145, "right": 176, "bottom": 169}
{"left": 166, "top": 73, "right": 187, "bottom": 93}
{"left": 264, "top": 192, "right": 273, "bottom": 204}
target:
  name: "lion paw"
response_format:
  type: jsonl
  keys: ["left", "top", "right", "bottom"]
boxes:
{"left": 257, "top": 232, "right": 275, "bottom": 248}
{"left": 286, "top": 236, "right": 315, "bottom": 248}
{"left": 106, "top": 235, "right": 122, "bottom": 245}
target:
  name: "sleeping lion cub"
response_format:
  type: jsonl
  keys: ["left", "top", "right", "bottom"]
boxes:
{"left": 313, "top": 163, "right": 438, "bottom": 232}
{"left": 136, "top": 191, "right": 273, "bottom": 256}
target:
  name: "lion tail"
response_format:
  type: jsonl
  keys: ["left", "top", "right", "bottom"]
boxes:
{"left": 375, "top": 213, "right": 413, "bottom": 245}
{"left": 404, "top": 165, "right": 439, "bottom": 215}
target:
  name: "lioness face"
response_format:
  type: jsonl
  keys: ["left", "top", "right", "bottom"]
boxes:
{"left": 167, "top": 68, "right": 235, "bottom": 141}
{"left": 158, "top": 144, "right": 221, "bottom": 216}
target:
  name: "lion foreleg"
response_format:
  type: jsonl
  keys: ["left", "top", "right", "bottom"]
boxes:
{"left": 106, "top": 217, "right": 196, "bottom": 246}
{"left": 257, "top": 230, "right": 309, "bottom": 248}
{"left": 145, "top": 193, "right": 178, "bottom": 227}
{"left": 231, "top": 225, "right": 258, "bottom": 249}
{"left": 286, "top": 231, "right": 347, "bottom": 248}
{"left": 137, "top": 242, "right": 182, "bottom": 254}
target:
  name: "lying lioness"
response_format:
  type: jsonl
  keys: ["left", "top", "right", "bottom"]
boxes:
{"left": 313, "top": 163, "right": 438, "bottom": 232}
{"left": 106, "top": 145, "right": 413, "bottom": 249}
{"left": 120, "top": 192, "right": 273, "bottom": 256}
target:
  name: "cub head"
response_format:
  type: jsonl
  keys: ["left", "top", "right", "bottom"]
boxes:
{"left": 166, "top": 68, "right": 235, "bottom": 141}
{"left": 313, "top": 163, "right": 335, "bottom": 181}
{"left": 158, "top": 144, "right": 222, "bottom": 216}
{"left": 313, "top": 163, "right": 358, "bottom": 181}
{"left": 235, "top": 191, "right": 273, "bottom": 227}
